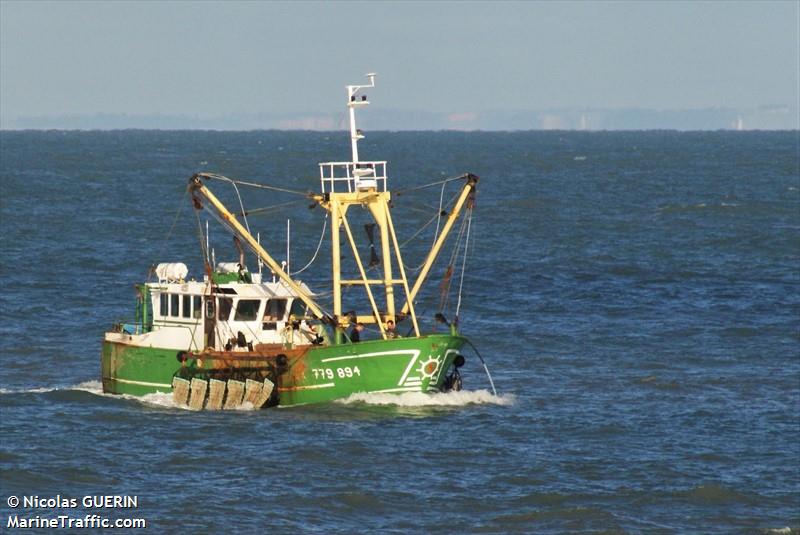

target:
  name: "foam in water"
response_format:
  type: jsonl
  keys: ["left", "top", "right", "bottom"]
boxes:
{"left": 0, "top": 386, "right": 60, "bottom": 394}
{"left": 138, "top": 392, "right": 186, "bottom": 410}
{"left": 0, "top": 380, "right": 104, "bottom": 395}
{"left": 336, "top": 389, "right": 514, "bottom": 407}
{"left": 72, "top": 380, "right": 184, "bottom": 410}
{"left": 73, "top": 380, "right": 103, "bottom": 393}
{"left": 0, "top": 381, "right": 263, "bottom": 412}
{"left": 3, "top": 382, "right": 512, "bottom": 410}
{"left": 0, "top": 381, "right": 200, "bottom": 411}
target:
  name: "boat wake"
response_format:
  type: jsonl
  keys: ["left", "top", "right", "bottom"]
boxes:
{"left": 0, "top": 386, "right": 61, "bottom": 394}
{"left": 0, "top": 380, "right": 105, "bottom": 395}
{"left": 0, "top": 381, "right": 203, "bottom": 411}
{"left": 2, "top": 382, "right": 512, "bottom": 411}
{"left": 336, "top": 389, "right": 514, "bottom": 407}
{"left": 71, "top": 381, "right": 258, "bottom": 411}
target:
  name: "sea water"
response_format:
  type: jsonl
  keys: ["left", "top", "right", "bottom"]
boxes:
{"left": 0, "top": 130, "right": 798, "bottom": 533}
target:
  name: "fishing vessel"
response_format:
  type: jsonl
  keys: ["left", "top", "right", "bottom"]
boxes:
{"left": 101, "top": 74, "right": 486, "bottom": 408}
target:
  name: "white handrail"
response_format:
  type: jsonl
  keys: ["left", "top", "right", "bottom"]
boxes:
{"left": 319, "top": 160, "right": 388, "bottom": 193}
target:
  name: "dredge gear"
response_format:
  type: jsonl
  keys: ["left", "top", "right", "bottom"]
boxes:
{"left": 172, "top": 351, "right": 288, "bottom": 409}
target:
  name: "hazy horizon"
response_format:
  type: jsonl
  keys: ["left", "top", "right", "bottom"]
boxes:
{"left": 2, "top": 105, "right": 796, "bottom": 131}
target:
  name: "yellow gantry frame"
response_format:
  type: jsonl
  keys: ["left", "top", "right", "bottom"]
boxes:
{"left": 313, "top": 189, "right": 420, "bottom": 338}
{"left": 190, "top": 173, "right": 477, "bottom": 341}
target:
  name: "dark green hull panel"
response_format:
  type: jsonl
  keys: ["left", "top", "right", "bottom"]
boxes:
{"left": 102, "top": 335, "right": 466, "bottom": 406}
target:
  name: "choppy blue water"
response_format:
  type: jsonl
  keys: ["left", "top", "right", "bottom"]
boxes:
{"left": 0, "top": 130, "right": 798, "bottom": 533}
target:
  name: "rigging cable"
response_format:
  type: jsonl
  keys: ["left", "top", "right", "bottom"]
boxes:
{"left": 193, "top": 204, "right": 211, "bottom": 269}
{"left": 454, "top": 208, "right": 473, "bottom": 319}
{"left": 400, "top": 188, "right": 462, "bottom": 274}
{"left": 204, "top": 208, "right": 240, "bottom": 246}
{"left": 201, "top": 173, "right": 252, "bottom": 235}
{"left": 191, "top": 205, "right": 217, "bottom": 351}
{"left": 440, "top": 212, "right": 469, "bottom": 314}
{"left": 240, "top": 198, "right": 307, "bottom": 217}
{"left": 399, "top": 181, "right": 454, "bottom": 249}
{"left": 203, "top": 204, "right": 334, "bottom": 319}
{"left": 394, "top": 174, "right": 470, "bottom": 196}
{"left": 291, "top": 212, "right": 328, "bottom": 276}
{"left": 147, "top": 186, "right": 189, "bottom": 282}
{"left": 199, "top": 172, "right": 310, "bottom": 197}
{"left": 431, "top": 178, "right": 447, "bottom": 246}
{"left": 399, "top": 211, "right": 439, "bottom": 249}
{"left": 463, "top": 339, "right": 497, "bottom": 396}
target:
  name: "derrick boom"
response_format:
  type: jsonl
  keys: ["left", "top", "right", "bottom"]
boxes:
{"left": 188, "top": 174, "right": 330, "bottom": 323}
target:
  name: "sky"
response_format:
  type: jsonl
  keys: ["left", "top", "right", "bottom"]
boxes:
{"left": 0, "top": 1, "right": 798, "bottom": 128}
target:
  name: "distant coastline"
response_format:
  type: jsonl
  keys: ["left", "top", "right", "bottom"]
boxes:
{"left": 2, "top": 106, "right": 796, "bottom": 131}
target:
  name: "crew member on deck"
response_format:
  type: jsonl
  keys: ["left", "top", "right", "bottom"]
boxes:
{"left": 385, "top": 319, "right": 399, "bottom": 339}
{"left": 306, "top": 321, "right": 330, "bottom": 345}
{"left": 350, "top": 322, "right": 365, "bottom": 343}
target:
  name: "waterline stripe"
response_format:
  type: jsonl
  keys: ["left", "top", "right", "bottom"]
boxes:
{"left": 279, "top": 383, "right": 336, "bottom": 391}
{"left": 112, "top": 378, "right": 173, "bottom": 389}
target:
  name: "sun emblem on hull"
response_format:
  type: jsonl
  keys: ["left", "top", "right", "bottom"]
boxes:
{"left": 417, "top": 355, "right": 443, "bottom": 379}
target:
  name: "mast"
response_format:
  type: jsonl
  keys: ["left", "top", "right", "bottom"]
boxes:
{"left": 313, "top": 74, "right": 479, "bottom": 340}
{"left": 316, "top": 73, "right": 421, "bottom": 340}
{"left": 347, "top": 73, "right": 375, "bottom": 163}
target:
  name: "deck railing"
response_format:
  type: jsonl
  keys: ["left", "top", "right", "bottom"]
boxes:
{"left": 319, "top": 161, "right": 387, "bottom": 193}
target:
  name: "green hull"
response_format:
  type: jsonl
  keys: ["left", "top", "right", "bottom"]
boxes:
{"left": 102, "top": 335, "right": 465, "bottom": 406}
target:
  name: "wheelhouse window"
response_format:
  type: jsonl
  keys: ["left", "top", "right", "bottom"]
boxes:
{"left": 171, "top": 294, "right": 179, "bottom": 317}
{"left": 264, "top": 298, "right": 287, "bottom": 321}
{"left": 289, "top": 298, "right": 307, "bottom": 320}
{"left": 193, "top": 296, "right": 202, "bottom": 319}
{"left": 160, "top": 294, "right": 168, "bottom": 317}
{"left": 218, "top": 297, "right": 233, "bottom": 321}
{"left": 234, "top": 299, "right": 261, "bottom": 321}
{"left": 181, "top": 295, "right": 191, "bottom": 318}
